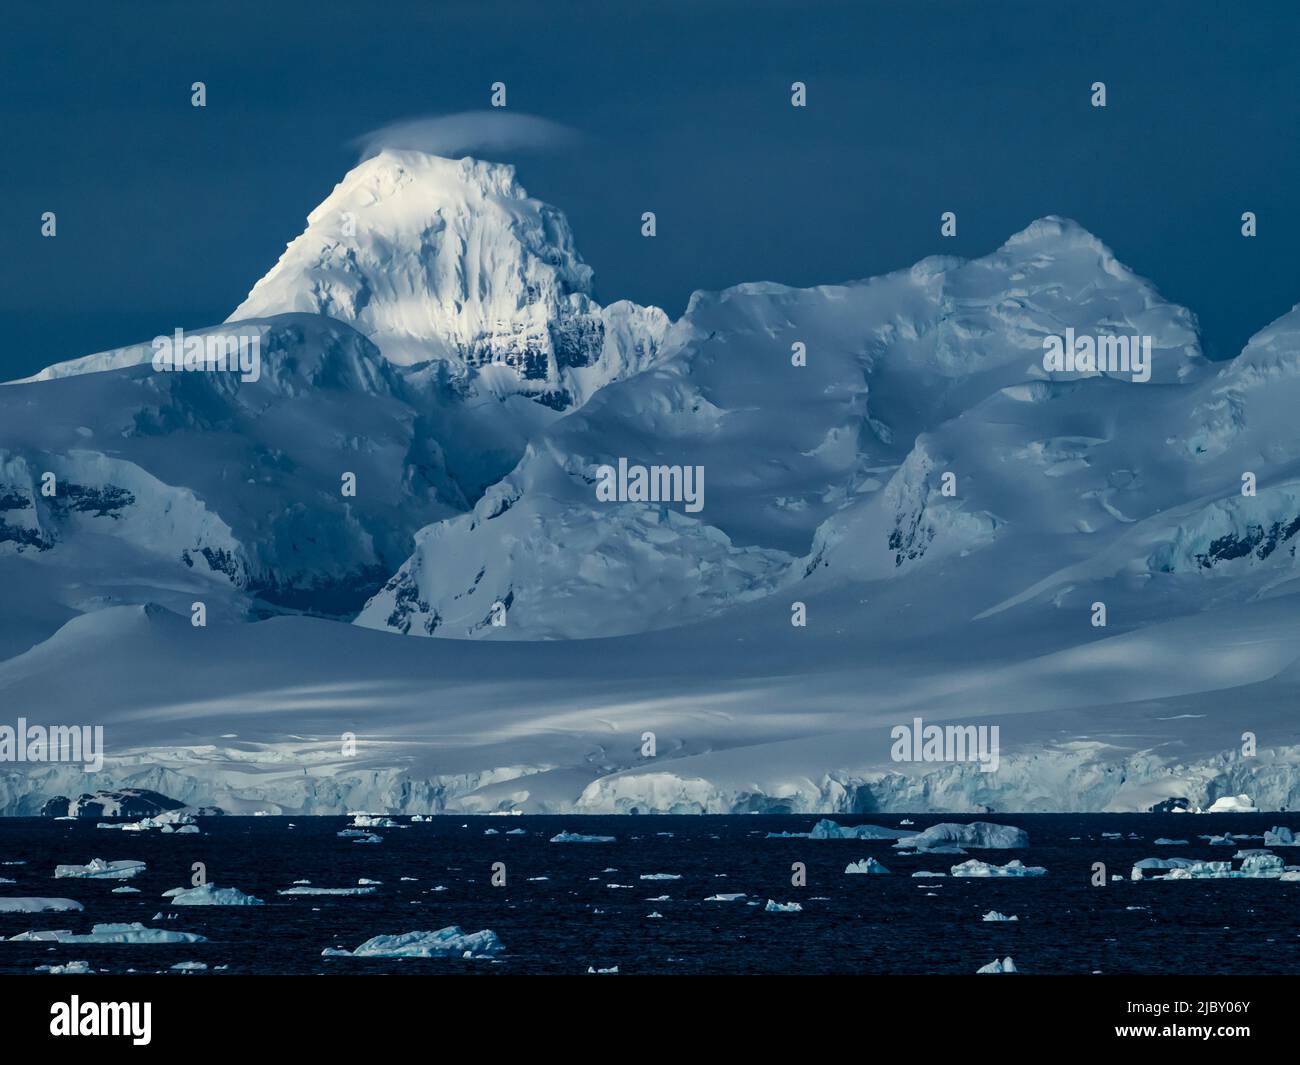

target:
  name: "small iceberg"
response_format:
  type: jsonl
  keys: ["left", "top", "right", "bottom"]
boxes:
{"left": 1264, "top": 827, "right": 1299, "bottom": 847}
{"left": 951, "top": 859, "right": 1046, "bottom": 878}
{"left": 982, "top": 910, "right": 1019, "bottom": 922}
{"left": 766, "top": 819, "right": 907, "bottom": 840}
{"left": 897, "top": 822, "right": 1028, "bottom": 850}
{"left": 977, "top": 956, "right": 1018, "bottom": 974}
{"left": 170, "top": 961, "right": 208, "bottom": 972}
{"left": 36, "top": 960, "right": 93, "bottom": 974}
{"left": 0, "top": 898, "right": 83, "bottom": 913}
{"left": 639, "top": 873, "right": 681, "bottom": 881}
{"left": 550, "top": 832, "right": 617, "bottom": 843}
{"left": 162, "top": 884, "right": 264, "bottom": 906}
{"left": 587, "top": 965, "right": 619, "bottom": 974}
{"left": 704, "top": 893, "right": 747, "bottom": 902}
{"left": 1205, "top": 795, "right": 1257, "bottom": 813}
{"left": 1154, "top": 838, "right": 1189, "bottom": 846}
{"left": 7, "top": 922, "right": 206, "bottom": 944}
{"left": 55, "top": 859, "right": 146, "bottom": 880}
{"left": 323, "top": 926, "right": 503, "bottom": 959}
{"left": 764, "top": 900, "right": 803, "bottom": 912}
{"left": 844, "top": 858, "right": 890, "bottom": 875}
{"left": 351, "top": 814, "right": 401, "bottom": 828}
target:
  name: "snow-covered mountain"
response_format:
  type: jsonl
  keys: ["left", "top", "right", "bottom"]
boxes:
{"left": 5, "top": 152, "right": 1300, "bottom": 817}
{"left": 355, "top": 217, "right": 1207, "bottom": 639}
{"left": 230, "top": 150, "right": 670, "bottom": 411}
{"left": 0, "top": 151, "right": 669, "bottom": 656}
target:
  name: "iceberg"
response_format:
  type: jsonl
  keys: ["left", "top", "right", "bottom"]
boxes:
{"left": 279, "top": 885, "right": 380, "bottom": 896}
{"left": 0, "top": 898, "right": 83, "bottom": 913}
{"left": 844, "top": 858, "right": 890, "bottom": 874}
{"left": 550, "top": 832, "right": 616, "bottom": 843}
{"left": 1264, "top": 827, "right": 1299, "bottom": 846}
{"left": 1154, "top": 838, "right": 1189, "bottom": 846}
{"left": 162, "top": 883, "right": 264, "bottom": 906}
{"left": 764, "top": 900, "right": 803, "bottom": 912}
{"left": 1205, "top": 795, "right": 1257, "bottom": 813}
{"left": 322, "top": 926, "right": 504, "bottom": 959}
{"left": 977, "top": 956, "right": 1018, "bottom": 974}
{"left": 766, "top": 819, "right": 908, "bottom": 840}
{"left": 639, "top": 873, "right": 681, "bottom": 880}
{"left": 54, "top": 859, "right": 145, "bottom": 880}
{"left": 704, "top": 893, "right": 747, "bottom": 902}
{"left": 7, "top": 922, "right": 206, "bottom": 944}
{"left": 897, "top": 823, "right": 1028, "bottom": 850}
{"left": 981, "top": 910, "right": 1019, "bottom": 921}
{"left": 951, "top": 859, "right": 1046, "bottom": 877}
{"left": 36, "top": 961, "right": 93, "bottom": 974}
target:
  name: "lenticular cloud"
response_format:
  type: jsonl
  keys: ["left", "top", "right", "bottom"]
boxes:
{"left": 350, "top": 111, "right": 579, "bottom": 162}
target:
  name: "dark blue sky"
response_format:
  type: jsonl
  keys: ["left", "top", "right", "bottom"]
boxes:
{"left": 3, "top": 0, "right": 1298, "bottom": 378}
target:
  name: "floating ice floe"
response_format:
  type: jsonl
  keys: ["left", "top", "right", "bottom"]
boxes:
{"left": 646, "top": 911, "right": 663, "bottom": 919}
{"left": 350, "top": 814, "right": 402, "bottom": 828}
{"left": 981, "top": 910, "right": 1019, "bottom": 922}
{"left": 323, "top": 926, "right": 504, "bottom": 959}
{"left": 766, "top": 819, "right": 908, "bottom": 840}
{"left": 550, "top": 832, "right": 616, "bottom": 843}
{"left": 951, "top": 859, "right": 1046, "bottom": 877}
{"left": 161, "top": 884, "right": 264, "bottom": 905}
{"left": 506, "top": 828, "right": 526, "bottom": 835}
{"left": 1154, "top": 838, "right": 1189, "bottom": 846}
{"left": 764, "top": 900, "right": 802, "bottom": 912}
{"left": 55, "top": 859, "right": 145, "bottom": 880}
{"left": 639, "top": 873, "right": 681, "bottom": 880}
{"left": 705, "top": 893, "right": 747, "bottom": 902}
{"left": 896, "top": 822, "right": 1029, "bottom": 851}
{"left": 1205, "top": 795, "right": 1257, "bottom": 813}
{"left": 845, "top": 858, "right": 890, "bottom": 874}
{"left": 0, "top": 898, "right": 83, "bottom": 913}
{"left": 171, "top": 961, "right": 208, "bottom": 972}
{"left": 587, "top": 965, "right": 619, "bottom": 974}
{"left": 111, "top": 887, "right": 140, "bottom": 894}
{"left": 97, "top": 810, "right": 200, "bottom": 833}
{"left": 977, "top": 956, "right": 1018, "bottom": 974}
{"left": 36, "top": 961, "right": 93, "bottom": 974}
{"left": 912, "top": 871, "right": 947, "bottom": 878}
{"left": 1131, "top": 853, "right": 1298, "bottom": 880}
{"left": 7, "top": 922, "right": 206, "bottom": 944}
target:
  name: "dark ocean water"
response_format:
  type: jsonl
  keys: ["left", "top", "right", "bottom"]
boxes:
{"left": 1, "top": 813, "right": 1297, "bottom": 975}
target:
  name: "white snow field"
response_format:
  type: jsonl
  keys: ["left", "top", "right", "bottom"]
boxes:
{"left": 3, "top": 150, "right": 1300, "bottom": 815}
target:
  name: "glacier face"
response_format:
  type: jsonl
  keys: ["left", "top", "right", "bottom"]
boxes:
{"left": 5, "top": 152, "right": 1300, "bottom": 814}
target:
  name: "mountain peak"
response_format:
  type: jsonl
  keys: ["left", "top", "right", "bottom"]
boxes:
{"left": 229, "top": 150, "right": 601, "bottom": 374}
